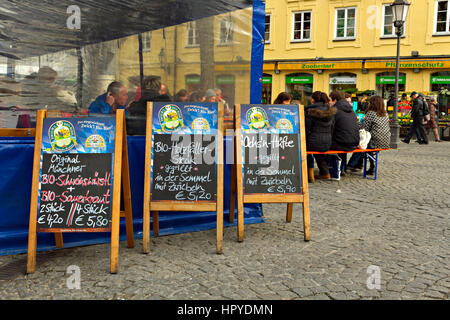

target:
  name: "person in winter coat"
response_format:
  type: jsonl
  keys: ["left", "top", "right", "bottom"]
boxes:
{"left": 324, "top": 91, "right": 360, "bottom": 180}
{"left": 89, "top": 81, "right": 129, "bottom": 115}
{"left": 425, "top": 97, "right": 441, "bottom": 142}
{"left": 126, "top": 77, "right": 171, "bottom": 135}
{"left": 402, "top": 92, "right": 428, "bottom": 144}
{"left": 305, "top": 91, "right": 337, "bottom": 180}
{"left": 329, "top": 90, "right": 360, "bottom": 151}
{"left": 348, "top": 96, "right": 391, "bottom": 175}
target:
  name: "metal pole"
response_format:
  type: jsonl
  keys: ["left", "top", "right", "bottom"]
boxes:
{"left": 138, "top": 34, "right": 144, "bottom": 88}
{"left": 390, "top": 25, "right": 402, "bottom": 149}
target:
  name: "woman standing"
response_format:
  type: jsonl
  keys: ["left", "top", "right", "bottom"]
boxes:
{"left": 348, "top": 96, "right": 391, "bottom": 175}
{"left": 425, "top": 97, "right": 441, "bottom": 142}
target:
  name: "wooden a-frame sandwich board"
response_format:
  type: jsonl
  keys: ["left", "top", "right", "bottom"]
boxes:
{"left": 142, "top": 102, "right": 225, "bottom": 254}
{"left": 229, "top": 104, "right": 311, "bottom": 242}
{"left": 27, "top": 109, "right": 134, "bottom": 274}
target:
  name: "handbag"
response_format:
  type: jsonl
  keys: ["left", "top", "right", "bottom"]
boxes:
{"left": 358, "top": 129, "right": 371, "bottom": 149}
{"left": 423, "top": 114, "right": 430, "bottom": 124}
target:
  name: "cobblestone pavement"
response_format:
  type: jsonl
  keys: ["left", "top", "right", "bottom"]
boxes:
{"left": 0, "top": 141, "right": 449, "bottom": 300}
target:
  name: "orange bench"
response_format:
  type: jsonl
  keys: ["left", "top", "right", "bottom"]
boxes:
{"left": 306, "top": 148, "right": 390, "bottom": 181}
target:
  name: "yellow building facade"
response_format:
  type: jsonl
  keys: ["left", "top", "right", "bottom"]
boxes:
{"left": 263, "top": 0, "right": 450, "bottom": 107}
{"left": 115, "top": 8, "right": 253, "bottom": 113}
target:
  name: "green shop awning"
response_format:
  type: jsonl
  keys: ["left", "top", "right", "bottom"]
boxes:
{"left": 431, "top": 76, "right": 450, "bottom": 84}
{"left": 262, "top": 77, "right": 272, "bottom": 84}
{"left": 186, "top": 75, "right": 201, "bottom": 84}
{"left": 216, "top": 75, "right": 235, "bottom": 85}
{"left": 376, "top": 76, "right": 406, "bottom": 85}
{"left": 286, "top": 76, "right": 313, "bottom": 84}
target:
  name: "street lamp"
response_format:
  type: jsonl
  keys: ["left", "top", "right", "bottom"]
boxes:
{"left": 390, "top": 0, "right": 410, "bottom": 149}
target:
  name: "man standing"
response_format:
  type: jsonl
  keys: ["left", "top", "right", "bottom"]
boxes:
{"left": 401, "top": 91, "right": 428, "bottom": 145}
{"left": 89, "top": 81, "right": 128, "bottom": 115}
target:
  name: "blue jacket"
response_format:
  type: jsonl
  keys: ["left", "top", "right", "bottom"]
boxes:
{"left": 88, "top": 93, "right": 128, "bottom": 115}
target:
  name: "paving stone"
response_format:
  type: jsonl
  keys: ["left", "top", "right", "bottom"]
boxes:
{"left": 0, "top": 142, "right": 448, "bottom": 300}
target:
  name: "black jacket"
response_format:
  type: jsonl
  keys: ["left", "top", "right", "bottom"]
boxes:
{"left": 305, "top": 102, "right": 337, "bottom": 152}
{"left": 411, "top": 95, "right": 427, "bottom": 118}
{"left": 128, "top": 89, "right": 171, "bottom": 116}
{"left": 331, "top": 99, "right": 360, "bottom": 151}
{"left": 126, "top": 89, "right": 171, "bottom": 135}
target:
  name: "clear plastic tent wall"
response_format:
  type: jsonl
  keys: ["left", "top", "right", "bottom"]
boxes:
{"left": 0, "top": 0, "right": 262, "bottom": 130}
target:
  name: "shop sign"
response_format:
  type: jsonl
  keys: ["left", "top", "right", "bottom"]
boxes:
{"left": 329, "top": 77, "right": 357, "bottom": 85}
{"left": 376, "top": 76, "right": 406, "bottom": 85}
{"left": 366, "top": 60, "right": 450, "bottom": 69}
{"left": 263, "top": 77, "right": 272, "bottom": 84}
{"left": 431, "top": 76, "right": 450, "bottom": 84}
{"left": 216, "top": 75, "right": 235, "bottom": 85}
{"left": 214, "top": 64, "right": 250, "bottom": 72}
{"left": 286, "top": 76, "right": 313, "bottom": 84}
{"left": 278, "top": 61, "right": 363, "bottom": 71}
{"left": 186, "top": 76, "right": 201, "bottom": 84}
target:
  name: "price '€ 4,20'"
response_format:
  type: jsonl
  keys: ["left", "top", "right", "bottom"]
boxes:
{"left": 37, "top": 153, "right": 113, "bottom": 231}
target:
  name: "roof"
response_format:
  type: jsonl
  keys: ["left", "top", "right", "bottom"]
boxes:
{"left": 0, "top": 0, "right": 253, "bottom": 59}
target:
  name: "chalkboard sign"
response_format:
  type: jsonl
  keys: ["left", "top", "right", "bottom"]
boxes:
{"left": 38, "top": 153, "right": 112, "bottom": 232}
{"left": 151, "top": 134, "right": 217, "bottom": 202}
{"left": 240, "top": 104, "right": 302, "bottom": 195}
{"left": 143, "top": 102, "right": 224, "bottom": 254}
{"left": 37, "top": 117, "right": 116, "bottom": 232}
{"left": 243, "top": 133, "right": 301, "bottom": 194}
{"left": 27, "top": 110, "right": 134, "bottom": 274}
{"left": 231, "top": 104, "right": 310, "bottom": 242}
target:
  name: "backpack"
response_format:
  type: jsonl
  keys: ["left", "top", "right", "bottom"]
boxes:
{"left": 422, "top": 99, "right": 430, "bottom": 116}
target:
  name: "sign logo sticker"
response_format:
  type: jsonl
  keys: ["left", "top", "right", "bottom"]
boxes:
{"left": 159, "top": 104, "right": 184, "bottom": 132}
{"left": 276, "top": 118, "right": 293, "bottom": 131}
{"left": 247, "top": 107, "right": 270, "bottom": 131}
{"left": 48, "top": 120, "right": 77, "bottom": 152}
{"left": 191, "top": 117, "right": 210, "bottom": 131}
{"left": 85, "top": 134, "right": 106, "bottom": 149}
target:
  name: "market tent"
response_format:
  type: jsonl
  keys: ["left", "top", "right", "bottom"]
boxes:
{"left": 1, "top": 0, "right": 253, "bottom": 59}
{"left": 0, "top": 0, "right": 266, "bottom": 255}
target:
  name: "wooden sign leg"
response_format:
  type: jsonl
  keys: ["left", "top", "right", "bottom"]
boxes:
{"left": 302, "top": 195, "right": 311, "bottom": 241}
{"left": 110, "top": 110, "right": 124, "bottom": 274}
{"left": 286, "top": 203, "right": 293, "bottom": 223}
{"left": 54, "top": 233, "right": 64, "bottom": 248}
{"left": 152, "top": 211, "right": 159, "bottom": 237}
{"left": 216, "top": 103, "right": 224, "bottom": 254}
{"left": 229, "top": 162, "right": 236, "bottom": 224}
{"left": 235, "top": 104, "right": 244, "bottom": 242}
{"left": 27, "top": 110, "right": 46, "bottom": 274}
{"left": 142, "top": 102, "right": 153, "bottom": 254}
{"left": 122, "top": 124, "right": 134, "bottom": 249}
{"left": 299, "top": 105, "right": 311, "bottom": 241}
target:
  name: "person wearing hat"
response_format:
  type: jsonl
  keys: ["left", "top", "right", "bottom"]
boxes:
{"left": 205, "top": 89, "right": 219, "bottom": 102}
{"left": 401, "top": 91, "right": 428, "bottom": 145}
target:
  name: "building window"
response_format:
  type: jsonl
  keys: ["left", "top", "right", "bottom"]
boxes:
{"left": 265, "top": 14, "right": 271, "bottom": 43}
{"left": 292, "top": 11, "right": 311, "bottom": 42}
{"left": 382, "top": 4, "right": 405, "bottom": 37}
{"left": 187, "top": 21, "right": 199, "bottom": 46}
{"left": 335, "top": 7, "right": 356, "bottom": 40}
{"left": 142, "top": 32, "right": 151, "bottom": 51}
{"left": 219, "top": 18, "right": 233, "bottom": 44}
{"left": 435, "top": 0, "right": 450, "bottom": 34}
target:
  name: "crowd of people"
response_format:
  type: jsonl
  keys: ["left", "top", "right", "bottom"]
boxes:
{"left": 401, "top": 92, "right": 441, "bottom": 144}
{"left": 272, "top": 90, "right": 391, "bottom": 181}
{"left": 89, "top": 79, "right": 441, "bottom": 180}
{"left": 88, "top": 77, "right": 228, "bottom": 117}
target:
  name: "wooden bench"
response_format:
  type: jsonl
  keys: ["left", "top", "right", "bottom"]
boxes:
{"left": 306, "top": 148, "right": 390, "bottom": 181}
